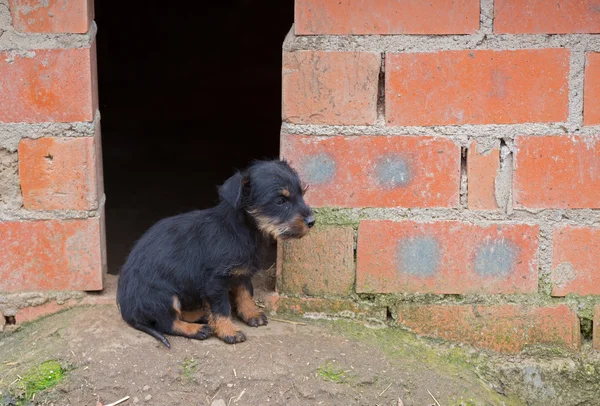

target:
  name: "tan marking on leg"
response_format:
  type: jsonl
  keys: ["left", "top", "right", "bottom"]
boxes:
{"left": 209, "top": 314, "right": 239, "bottom": 338}
{"left": 172, "top": 320, "right": 204, "bottom": 336}
{"left": 233, "top": 285, "right": 262, "bottom": 321}
{"left": 181, "top": 309, "right": 207, "bottom": 322}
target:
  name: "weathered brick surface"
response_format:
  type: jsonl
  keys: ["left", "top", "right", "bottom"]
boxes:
{"left": 295, "top": 0, "right": 479, "bottom": 35}
{"left": 9, "top": 0, "right": 94, "bottom": 33}
{"left": 356, "top": 220, "right": 539, "bottom": 294}
{"left": 282, "top": 51, "right": 380, "bottom": 125}
{"left": 584, "top": 53, "right": 600, "bottom": 125}
{"left": 19, "top": 136, "right": 102, "bottom": 210}
{"left": 514, "top": 136, "right": 600, "bottom": 209}
{"left": 0, "top": 217, "right": 105, "bottom": 292}
{"left": 552, "top": 226, "right": 600, "bottom": 296}
{"left": 494, "top": 0, "right": 600, "bottom": 34}
{"left": 396, "top": 304, "right": 580, "bottom": 353}
{"left": 264, "top": 294, "right": 386, "bottom": 320}
{"left": 282, "top": 134, "right": 460, "bottom": 208}
{"left": 385, "top": 49, "right": 570, "bottom": 126}
{"left": 278, "top": 226, "right": 355, "bottom": 296}
{"left": 594, "top": 305, "right": 600, "bottom": 351}
{"left": 17, "top": 300, "right": 78, "bottom": 323}
{"left": 467, "top": 140, "right": 500, "bottom": 210}
{"left": 0, "top": 46, "right": 97, "bottom": 123}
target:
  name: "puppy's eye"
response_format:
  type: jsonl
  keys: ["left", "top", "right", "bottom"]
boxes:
{"left": 275, "top": 197, "right": 287, "bottom": 206}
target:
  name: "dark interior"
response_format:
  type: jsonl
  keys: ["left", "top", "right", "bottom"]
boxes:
{"left": 95, "top": 1, "right": 294, "bottom": 276}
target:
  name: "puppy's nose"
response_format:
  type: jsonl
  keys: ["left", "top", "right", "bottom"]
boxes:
{"left": 304, "top": 216, "right": 315, "bottom": 228}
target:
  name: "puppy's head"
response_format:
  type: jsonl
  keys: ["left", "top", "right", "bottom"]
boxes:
{"left": 218, "top": 160, "right": 315, "bottom": 239}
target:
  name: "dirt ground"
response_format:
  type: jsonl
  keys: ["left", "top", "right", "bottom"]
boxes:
{"left": 0, "top": 304, "right": 529, "bottom": 406}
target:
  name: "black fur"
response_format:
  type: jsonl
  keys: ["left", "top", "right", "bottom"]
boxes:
{"left": 117, "top": 160, "right": 314, "bottom": 348}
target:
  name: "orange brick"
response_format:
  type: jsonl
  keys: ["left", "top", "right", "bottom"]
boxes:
{"left": 17, "top": 300, "right": 78, "bottom": 323}
{"left": 278, "top": 226, "right": 354, "bottom": 296}
{"left": 282, "top": 134, "right": 460, "bottom": 208}
{"left": 495, "top": 0, "right": 600, "bottom": 34}
{"left": 295, "top": 0, "right": 479, "bottom": 35}
{"left": 396, "top": 304, "right": 580, "bottom": 353}
{"left": 0, "top": 46, "right": 97, "bottom": 123}
{"left": 19, "top": 136, "right": 102, "bottom": 210}
{"left": 0, "top": 217, "right": 105, "bottom": 292}
{"left": 282, "top": 51, "right": 380, "bottom": 125}
{"left": 468, "top": 140, "right": 500, "bottom": 210}
{"left": 594, "top": 305, "right": 600, "bottom": 351}
{"left": 10, "top": 0, "right": 94, "bottom": 33}
{"left": 552, "top": 226, "right": 600, "bottom": 296}
{"left": 514, "top": 136, "right": 600, "bottom": 209}
{"left": 385, "top": 49, "right": 570, "bottom": 126}
{"left": 264, "top": 294, "right": 386, "bottom": 320}
{"left": 356, "top": 220, "right": 539, "bottom": 294}
{"left": 584, "top": 53, "right": 600, "bottom": 125}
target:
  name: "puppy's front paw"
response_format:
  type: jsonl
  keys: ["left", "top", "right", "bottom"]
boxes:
{"left": 193, "top": 325, "right": 212, "bottom": 340}
{"left": 242, "top": 311, "right": 268, "bottom": 327}
{"left": 221, "top": 330, "right": 247, "bottom": 344}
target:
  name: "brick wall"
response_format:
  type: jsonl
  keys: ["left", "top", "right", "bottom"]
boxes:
{"left": 0, "top": 0, "right": 105, "bottom": 319}
{"left": 276, "top": 0, "right": 600, "bottom": 353}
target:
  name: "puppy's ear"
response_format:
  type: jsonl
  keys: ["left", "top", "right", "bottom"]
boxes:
{"left": 218, "top": 171, "right": 249, "bottom": 209}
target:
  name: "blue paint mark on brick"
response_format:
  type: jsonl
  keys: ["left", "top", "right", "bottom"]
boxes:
{"left": 396, "top": 236, "right": 440, "bottom": 277}
{"left": 375, "top": 155, "right": 412, "bottom": 188}
{"left": 474, "top": 240, "right": 518, "bottom": 277}
{"left": 303, "top": 153, "right": 336, "bottom": 185}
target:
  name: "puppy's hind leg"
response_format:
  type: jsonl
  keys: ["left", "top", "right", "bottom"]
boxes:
{"left": 169, "top": 296, "right": 212, "bottom": 340}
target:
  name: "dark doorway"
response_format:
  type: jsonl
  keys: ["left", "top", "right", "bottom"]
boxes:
{"left": 95, "top": 1, "right": 294, "bottom": 278}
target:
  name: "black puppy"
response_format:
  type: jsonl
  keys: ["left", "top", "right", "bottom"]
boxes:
{"left": 117, "top": 160, "right": 314, "bottom": 348}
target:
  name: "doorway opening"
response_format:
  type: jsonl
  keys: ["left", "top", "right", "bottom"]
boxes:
{"left": 95, "top": 0, "right": 294, "bottom": 294}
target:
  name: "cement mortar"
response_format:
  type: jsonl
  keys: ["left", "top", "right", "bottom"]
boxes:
{"left": 0, "top": 111, "right": 99, "bottom": 152}
{"left": 0, "top": 290, "right": 86, "bottom": 316}
{"left": 0, "top": 194, "right": 104, "bottom": 221}
{"left": 0, "top": 0, "right": 96, "bottom": 51}
{"left": 284, "top": 25, "right": 600, "bottom": 54}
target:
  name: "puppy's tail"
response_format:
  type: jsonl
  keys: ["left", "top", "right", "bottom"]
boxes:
{"left": 134, "top": 324, "right": 171, "bottom": 349}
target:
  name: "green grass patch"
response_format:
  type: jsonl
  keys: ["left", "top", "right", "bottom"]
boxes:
{"left": 317, "top": 361, "right": 347, "bottom": 383}
{"left": 11, "top": 360, "right": 64, "bottom": 404}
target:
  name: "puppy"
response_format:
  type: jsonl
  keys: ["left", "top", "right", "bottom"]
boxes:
{"left": 117, "top": 160, "right": 314, "bottom": 348}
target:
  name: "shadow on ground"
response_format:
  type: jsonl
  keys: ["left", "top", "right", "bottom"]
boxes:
{"left": 1, "top": 306, "right": 600, "bottom": 405}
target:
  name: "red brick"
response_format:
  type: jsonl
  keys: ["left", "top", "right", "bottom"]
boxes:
{"left": 396, "top": 304, "right": 580, "bottom": 353}
{"left": 0, "top": 217, "right": 105, "bottom": 292}
{"left": 295, "top": 0, "right": 479, "bottom": 35}
{"left": 514, "top": 136, "right": 600, "bottom": 209}
{"left": 10, "top": 0, "right": 94, "bottom": 33}
{"left": 282, "top": 51, "right": 380, "bottom": 125}
{"left": 282, "top": 134, "right": 460, "bottom": 208}
{"left": 584, "top": 53, "right": 600, "bottom": 125}
{"left": 0, "top": 46, "right": 97, "bottom": 123}
{"left": 594, "top": 305, "right": 600, "bottom": 351}
{"left": 356, "top": 220, "right": 539, "bottom": 294}
{"left": 468, "top": 140, "right": 500, "bottom": 210}
{"left": 277, "top": 226, "right": 354, "bottom": 296}
{"left": 385, "top": 49, "right": 570, "bottom": 126}
{"left": 552, "top": 226, "right": 600, "bottom": 296}
{"left": 17, "top": 300, "right": 78, "bottom": 323}
{"left": 19, "top": 136, "right": 102, "bottom": 210}
{"left": 494, "top": 0, "right": 600, "bottom": 34}
{"left": 264, "top": 294, "right": 386, "bottom": 320}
